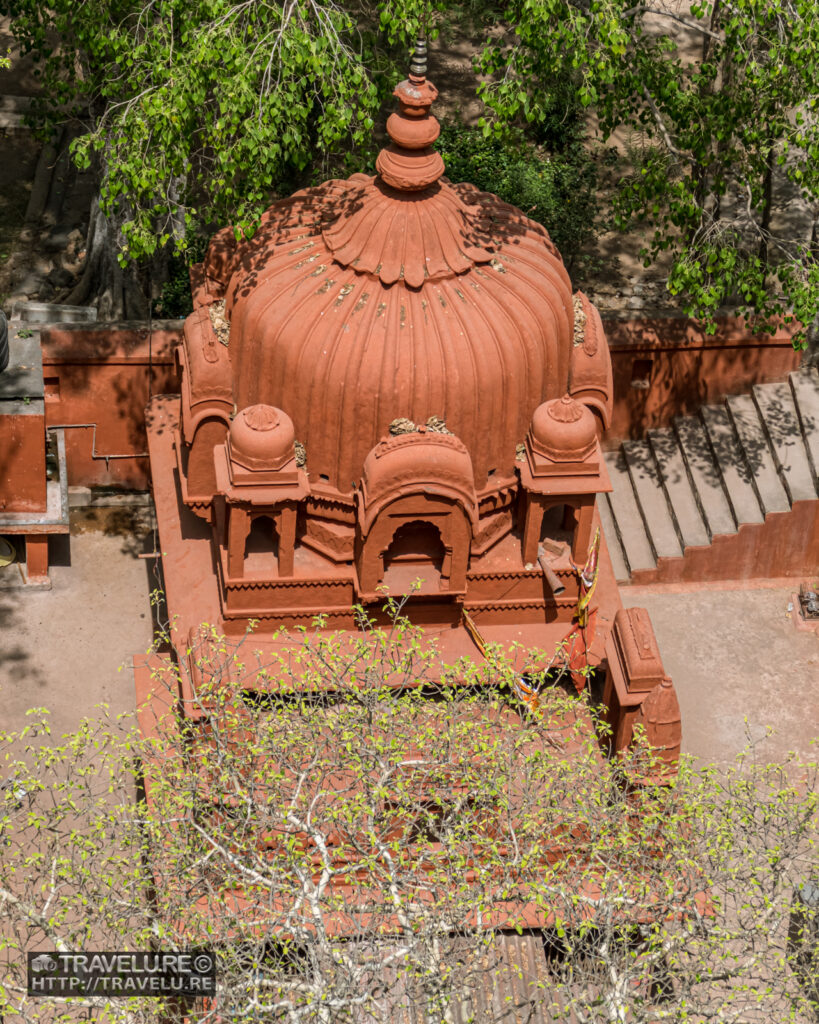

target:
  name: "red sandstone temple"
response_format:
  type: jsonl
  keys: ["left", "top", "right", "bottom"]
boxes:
{"left": 133, "top": 46, "right": 686, "bottom": 1017}
{"left": 141, "top": 48, "right": 680, "bottom": 769}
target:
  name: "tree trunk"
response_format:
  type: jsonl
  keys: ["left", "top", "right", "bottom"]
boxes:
{"left": 758, "top": 145, "right": 774, "bottom": 267}
{"left": 804, "top": 322, "right": 819, "bottom": 369}
{"left": 22, "top": 126, "right": 66, "bottom": 235}
{"left": 800, "top": 213, "right": 819, "bottom": 369}
{"left": 60, "top": 197, "right": 149, "bottom": 320}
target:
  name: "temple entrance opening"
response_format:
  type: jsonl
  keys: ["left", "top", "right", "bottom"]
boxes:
{"left": 382, "top": 520, "right": 445, "bottom": 596}
{"left": 243, "top": 514, "right": 280, "bottom": 576}
{"left": 539, "top": 504, "right": 574, "bottom": 548}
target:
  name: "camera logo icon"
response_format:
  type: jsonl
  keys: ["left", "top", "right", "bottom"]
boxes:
{"left": 31, "top": 955, "right": 58, "bottom": 972}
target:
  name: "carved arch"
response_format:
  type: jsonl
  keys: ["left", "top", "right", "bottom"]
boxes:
{"left": 356, "top": 493, "right": 472, "bottom": 599}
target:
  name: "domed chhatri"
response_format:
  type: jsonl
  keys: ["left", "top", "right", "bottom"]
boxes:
{"left": 185, "top": 41, "right": 611, "bottom": 500}
{"left": 529, "top": 395, "right": 598, "bottom": 465}
{"left": 144, "top": 39, "right": 681, "bottom": 853}
{"left": 228, "top": 404, "right": 296, "bottom": 474}
{"left": 167, "top": 39, "right": 620, "bottom": 629}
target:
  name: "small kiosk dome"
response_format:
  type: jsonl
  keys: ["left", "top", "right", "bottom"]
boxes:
{"left": 227, "top": 404, "right": 296, "bottom": 473}
{"left": 529, "top": 395, "right": 598, "bottom": 464}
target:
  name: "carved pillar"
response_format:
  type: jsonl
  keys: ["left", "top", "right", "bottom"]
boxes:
{"left": 277, "top": 504, "right": 297, "bottom": 577}
{"left": 440, "top": 546, "right": 453, "bottom": 588}
{"left": 522, "top": 497, "right": 546, "bottom": 566}
{"left": 448, "top": 516, "right": 471, "bottom": 593}
{"left": 572, "top": 498, "right": 595, "bottom": 562}
{"left": 227, "top": 506, "right": 250, "bottom": 579}
{"left": 358, "top": 518, "right": 390, "bottom": 596}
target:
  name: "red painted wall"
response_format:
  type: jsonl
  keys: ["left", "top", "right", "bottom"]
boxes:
{"left": 604, "top": 316, "right": 801, "bottom": 445}
{"left": 40, "top": 322, "right": 180, "bottom": 490}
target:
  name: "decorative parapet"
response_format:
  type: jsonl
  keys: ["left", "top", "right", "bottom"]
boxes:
{"left": 602, "top": 607, "right": 681, "bottom": 774}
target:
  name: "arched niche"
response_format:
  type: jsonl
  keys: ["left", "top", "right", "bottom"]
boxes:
{"left": 186, "top": 414, "right": 230, "bottom": 499}
{"left": 177, "top": 305, "right": 233, "bottom": 504}
{"left": 356, "top": 494, "right": 472, "bottom": 599}
{"left": 382, "top": 518, "right": 446, "bottom": 595}
{"left": 356, "top": 430, "right": 478, "bottom": 600}
{"left": 226, "top": 504, "right": 298, "bottom": 579}
{"left": 521, "top": 494, "right": 594, "bottom": 566}
{"left": 243, "top": 513, "right": 280, "bottom": 574}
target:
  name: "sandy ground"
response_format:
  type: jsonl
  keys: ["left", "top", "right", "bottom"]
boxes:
{"left": 0, "top": 522, "right": 816, "bottom": 766}
{"left": 623, "top": 584, "right": 819, "bottom": 764}
{"left": 0, "top": 522, "right": 156, "bottom": 739}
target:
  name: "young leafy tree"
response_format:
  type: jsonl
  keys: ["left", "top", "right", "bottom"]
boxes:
{"left": 478, "top": 0, "right": 819, "bottom": 345}
{"left": 1, "top": 609, "right": 817, "bottom": 1023}
{"left": 2, "top": 0, "right": 414, "bottom": 317}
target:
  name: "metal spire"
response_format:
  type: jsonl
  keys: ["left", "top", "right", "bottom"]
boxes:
{"left": 409, "top": 38, "right": 427, "bottom": 80}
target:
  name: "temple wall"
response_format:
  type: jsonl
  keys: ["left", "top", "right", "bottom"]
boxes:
{"left": 34, "top": 316, "right": 802, "bottom": 490}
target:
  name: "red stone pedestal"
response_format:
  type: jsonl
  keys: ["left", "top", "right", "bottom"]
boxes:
{"left": 0, "top": 335, "right": 70, "bottom": 587}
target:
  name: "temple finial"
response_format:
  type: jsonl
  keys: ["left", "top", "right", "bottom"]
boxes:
{"left": 375, "top": 36, "right": 444, "bottom": 191}
{"left": 409, "top": 38, "right": 427, "bottom": 81}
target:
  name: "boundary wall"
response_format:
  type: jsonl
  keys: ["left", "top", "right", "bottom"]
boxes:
{"left": 40, "top": 321, "right": 180, "bottom": 491}
{"left": 605, "top": 315, "right": 801, "bottom": 444}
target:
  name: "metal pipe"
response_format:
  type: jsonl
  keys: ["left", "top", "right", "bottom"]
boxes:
{"left": 537, "top": 545, "right": 566, "bottom": 595}
{"left": 0, "top": 310, "right": 8, "bottom": 373}
{"left": 46, "top": 423, "right": 148, "bottom": 469}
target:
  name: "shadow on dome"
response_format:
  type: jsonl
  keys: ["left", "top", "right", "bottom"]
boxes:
{"left": 196, "top": 52, "right": 562, "bottom": 313}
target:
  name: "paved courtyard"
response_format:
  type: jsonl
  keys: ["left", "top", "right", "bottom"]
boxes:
{"left": 1, "top": 518, "right": 817, "bottom": 764}
{"left": 623, "top": 583, "right": 819, "bottom": 764}
{"left": 0, "top": 512, "right": 155, "bottom": 738}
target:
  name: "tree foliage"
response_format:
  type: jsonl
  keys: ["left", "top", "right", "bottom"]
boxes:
{"left": 3, "top": 0, "right": 407, "bottom": 262}
{"left": 478, "top": 0, "right": 819, "bottom": 339}
{"left": 1, "top": 610, "right": 817, "bottom": 1022}
{"left": 5, "top": 0, "right": 819, "bottom": 336}
{"left": 438, "top": 111, "right": 600, "bottom": 276}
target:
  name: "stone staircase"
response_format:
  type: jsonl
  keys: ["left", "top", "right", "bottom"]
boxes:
{"left": 600, "top": 368, "right": 819, "bottom": 584}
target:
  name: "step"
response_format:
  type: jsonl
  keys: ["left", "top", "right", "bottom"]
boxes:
{"left": 647, "top": 428, "right": 710, "bottom": 548}
{"left": 10, "top": 301, "right": 98, "bottom": 324}
{"left": 753, "top": 382, "right": 816, "bottom": 504}
{"left": 700, "top": 405, "right": 764, "bottom": 526}
{"left": 674, "top": 415, "right": 737, "bottom": 537}
{"left": 726, "top": 394, "right": 790, "bottom": 516}
{"left": 789, "top": 367, "right": 819, "bottom": 489}
{"left": 597, "top": 493, "right": 629, "bottom": 583}
{"left": 0, "top": 95, "right": 34, "bottom": 129}
{"left": 622, "top": 440, "right": 683, "bottom": 560}
{"left": 602, "top": 450, "right": 656, "bottom": 573}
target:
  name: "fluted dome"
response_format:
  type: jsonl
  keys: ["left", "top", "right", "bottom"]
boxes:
{"left": 228, "top": 404, "right": 296, "bottom": 472}
{"left": 204, "top": 49, "right": 577, "bottom": 496}
{"left": 529, "top": 395, "right": 597, "bottom": 463}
